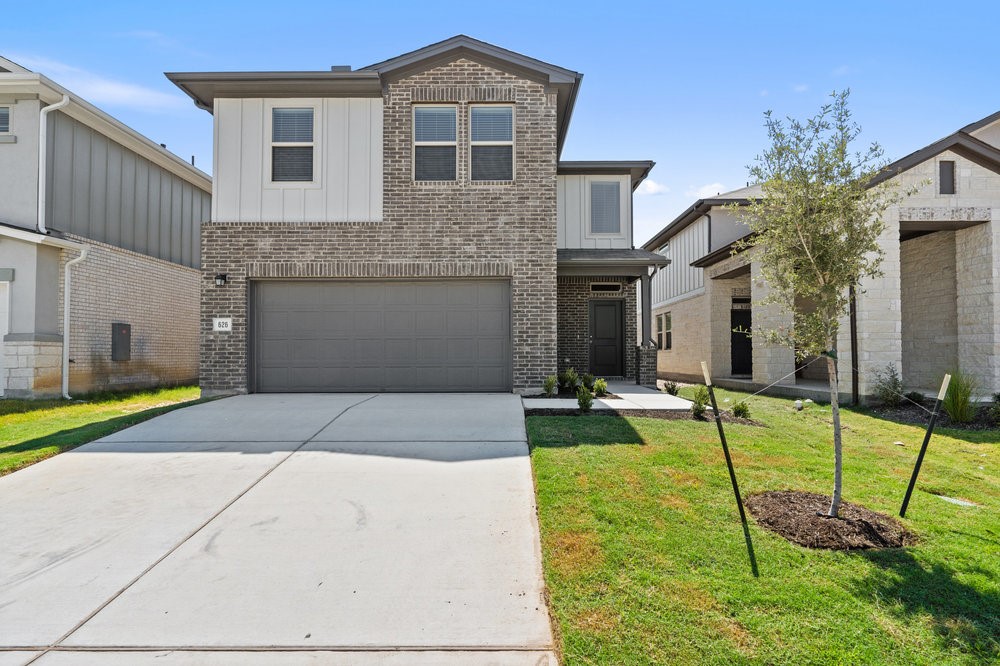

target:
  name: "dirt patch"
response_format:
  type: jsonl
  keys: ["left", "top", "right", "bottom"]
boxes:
{"left": 745, "top": 490, "right": 916, "bottom": 550}
{"left": 571, "top": 608, "right": 621, "bottom": 635}
{"left": 547, "top": 530, "right": 604, "bottom": 575}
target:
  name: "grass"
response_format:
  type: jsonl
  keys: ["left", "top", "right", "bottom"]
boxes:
{"left": 528, "top": 386, "right": 999, "bottom": 665}
{"left": 1, "top": 386, "right": 203, "bottom": 476}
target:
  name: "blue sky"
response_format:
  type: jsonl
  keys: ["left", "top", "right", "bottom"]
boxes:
{"left": 5, "top": 1, "right": 1000, "bottom": 245}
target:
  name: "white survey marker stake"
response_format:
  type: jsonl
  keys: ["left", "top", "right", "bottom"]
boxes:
{"left": 213, "top": 317, "right": 233, "bottom": 332}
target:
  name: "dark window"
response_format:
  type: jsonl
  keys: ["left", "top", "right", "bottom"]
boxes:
{"left": 414, "top": 106, "right": 456, "bottom": 181}
{"left": 0, "top": 107, "right": 9, "bottom": 133}
{"left": 591, "top": 181, "right": 621, "bottom": 234}
{"left": 271, "top": 108, "right": 313, "bottom": 182}
{"left": 471, "top": 106, "right": 513, "bottom": 181}
{"left": 940, "top": 160, "right": 955, "bottom": 195}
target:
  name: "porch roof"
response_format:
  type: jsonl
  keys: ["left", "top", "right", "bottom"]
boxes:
{"left": 557, "top": 248, "right": 669, "bottom": 277}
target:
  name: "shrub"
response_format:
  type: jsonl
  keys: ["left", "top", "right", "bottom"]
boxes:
{"left": 942, "top": 369, "right": 979, "bottom": 424}
{"left": 593, "top": 378, "right": 608, "bottom": 397}
{"left": 581, "top": 373, "right": 595, "bottom": 391}
{"left": 904, "top": 391, "right": 926, "bottom": 407}
{"left": 871, "top": 363, "right": 904, "bottom": 409}
{"left": 563, "top": 367, "right": 580, "bottom": 391}
{"left": 663, "top": 381, "right": 680, "bottom": 396}
{"left": 993, "top": 392, "right": 1000, "bottom": 404}
{"left": 732, "top": 401, "right": 751, "bottom": 419}
{"left": 691, "top": 386, "right": 710, "bottom": 420}
{"left": 542, "top": 375, "right": 557, "bottom": 398}
{"left": 989, "top": 402, "right": 1000, "bottom": 426}
{"left": 577, "top": 386, "right": 594, "bottom": 413}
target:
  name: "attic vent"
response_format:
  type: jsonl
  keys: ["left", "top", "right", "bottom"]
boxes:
{"left": 330, "top": 65, "right": 352, "bottom": 72}
{"left": 591, "top": 283, "right": 622, "bottom": 293}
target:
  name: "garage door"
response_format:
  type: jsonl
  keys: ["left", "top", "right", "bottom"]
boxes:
{"left": 252, "top": 280, "right": 511, "bottom": 392}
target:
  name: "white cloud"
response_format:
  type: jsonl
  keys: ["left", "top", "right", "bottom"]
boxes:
{"left": 635, "top": 179, "right": 668, "bottom": 196}
{"left": 793, "top": 83, "right": 809, "bottom": 93}
{"left": 685, "top": 182, "right": 726, "bottom": 199}
{"left": 9, "top": 54, "right": 186, "bottom": 111}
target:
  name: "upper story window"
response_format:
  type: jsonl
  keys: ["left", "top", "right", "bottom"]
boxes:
{"left": 657, "top": 312, "right": 672, "bottom": 350}
{"left": 470, "top": 105, "right": 513, "bottom": 181}
{"left": 590, "top": 181, "right": 621, "bottom": 234}
{"left": 0, "top": 107, "right": 9, "bottom": 133}
{"left": 939, "top": 160, "right": 956, "bottom": 195}
{"left": 414, "top": 106, "right": 457, "bottom": 181}
{"left": 271, "top": 108, "right": 314, "bottom": 182}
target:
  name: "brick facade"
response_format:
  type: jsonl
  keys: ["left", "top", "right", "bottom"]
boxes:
{"left": 556, "top": 276, "right": 637, "bottom": 381}
{"left": 60, "top": 235, "right": 200, "bottom": 393}
{"left": 200, "top": 57, "right": 558, "bottom": 393}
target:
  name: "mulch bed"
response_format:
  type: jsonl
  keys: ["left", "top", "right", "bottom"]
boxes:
{"left": 870, "top": 403, "right": 998, "bottom": 431}
{"left": 523, "top": 390, "right": 622, "bottom": 399}
{"left": 523, "top": 408, "right": 761, "bottom": 426}
{"left": 745, "top": 490, "right": 916, "bottom": 550}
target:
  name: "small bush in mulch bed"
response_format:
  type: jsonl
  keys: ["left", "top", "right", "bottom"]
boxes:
{"left": 869, "top": 403, "right": 999, "bottom": 430}
{"left": 746, "top": 490, "right": 916, "bottom": 550}
{"left": 523, "top": 409, "right": 762, "bottom": 425}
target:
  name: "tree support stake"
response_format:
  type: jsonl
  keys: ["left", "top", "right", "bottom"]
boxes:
{"left": 900, "top": 374, "right": 951, "bottom": 518}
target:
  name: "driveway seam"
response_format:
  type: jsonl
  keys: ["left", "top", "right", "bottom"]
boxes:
{"left": 26, "top": 393, "right": 380, "bottom": 664}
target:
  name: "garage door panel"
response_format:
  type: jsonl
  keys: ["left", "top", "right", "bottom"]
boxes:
{"left": 254, "top": 280, "right": 510, "bottom": 392}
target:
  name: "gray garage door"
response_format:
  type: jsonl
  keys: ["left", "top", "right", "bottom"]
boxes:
{"left": 252, "top": 280, "right": 511, "bottom": 392}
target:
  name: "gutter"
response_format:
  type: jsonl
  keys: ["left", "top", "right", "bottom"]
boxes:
{"left": 37, "top": 94, "right": 70, "bottom": 234}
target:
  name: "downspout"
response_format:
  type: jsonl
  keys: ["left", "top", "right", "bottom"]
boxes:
{"left": 62, "top": 245, "right": 88, "bottom": 399}
{"left": 37, "top": 94, "right": 70, "bottom": 235}
{"left": 849, "top": 285, "right": 859, "bottom": 405}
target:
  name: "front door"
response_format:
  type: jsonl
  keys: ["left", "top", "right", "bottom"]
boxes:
{"left": 731, "top": 309, "right": 753, "bottom": 376}
{"left": 589, "top": 300, "right": 623, "bottom": 377}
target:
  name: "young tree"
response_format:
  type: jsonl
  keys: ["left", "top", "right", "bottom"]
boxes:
{"left": 732, "top": 90, "right": 909, "bottom": 517}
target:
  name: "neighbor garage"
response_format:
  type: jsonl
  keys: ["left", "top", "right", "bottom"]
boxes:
{"left": 251, "top": 280, "right": 511, "bottom": 392}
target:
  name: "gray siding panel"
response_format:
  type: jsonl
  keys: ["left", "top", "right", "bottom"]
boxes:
{"left": 45, "top": 113, "right": 209, "bottom": 268}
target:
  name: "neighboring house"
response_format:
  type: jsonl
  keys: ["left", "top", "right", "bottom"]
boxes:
{"left": 643, "top": 110, "right": 1000, "bottom": 400}
{"left": 168, "top": 35, "right": 666, "bottom": 395}
{"left": 0, "top": 56, "right": 211, "bottom": 398}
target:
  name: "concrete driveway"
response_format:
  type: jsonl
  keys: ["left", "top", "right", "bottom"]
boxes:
{"left": 0, "top": 394, "right": 555, "bottom": 665}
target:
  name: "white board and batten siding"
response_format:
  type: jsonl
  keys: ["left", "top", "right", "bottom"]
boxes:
{"left": 557, "top": 174, "right": 632, "bottom": 249}
{"left": 214, "top": 98, "right": 383, "bottom": 223}
{"left": 650, "top": 215, "right": 708, "bottom": 309}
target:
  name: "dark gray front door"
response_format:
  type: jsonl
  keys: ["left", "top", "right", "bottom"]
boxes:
{"left": 252, "top": 280, "right": 511, "bottom": 392}
{"left": 589, "top": 300, "right": 623, "bottom": 377}
{"left": 731, "top": 309, "right": 753, "bottom": 376}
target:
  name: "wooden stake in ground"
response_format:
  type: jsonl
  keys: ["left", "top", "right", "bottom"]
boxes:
{"left": 900, "top": 374, "right": 952, "bottom": 518}
{"left": 701, "top": 362, "right": 759, "bottom": 577}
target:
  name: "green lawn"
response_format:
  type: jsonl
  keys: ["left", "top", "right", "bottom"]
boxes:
{"left": 528, "top": 387, "right": 999, "bottom": 665}
{"left": 1, "top": 386, "right": 203, "bottom": 476}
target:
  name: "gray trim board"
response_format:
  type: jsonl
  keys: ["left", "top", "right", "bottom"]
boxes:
{"left": 557, "top": 248, "right": 668, "bottom": 277}
{"left": 690, "top": 233, "right": 753, "bottom": 269}
{"left": 165, "top": 72, "right": 383, "bottom": 111}
{"left": 558, "top": 160, "right": 655, "bottom": 191}
{"left": 3, "top": 332, "right": 63, "bottom": 343}
{"left": 0, "top": 268, "right": 13, "bottom": 281}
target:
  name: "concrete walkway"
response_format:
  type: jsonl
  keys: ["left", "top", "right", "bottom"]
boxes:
{"left": 522, "top": 380, "right": 691, "bottom": 412}
{"left": 0, "top": 394, "right": 555, "bottom": 665}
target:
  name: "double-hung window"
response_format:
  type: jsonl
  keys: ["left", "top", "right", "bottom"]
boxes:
{"left": 0, "top": 107, "right": 9, "bottom": 134}
{"left": 590, "top": 181, "right": 621, "bottom": 234}
{"left": 271, "top": 108, "right": 314, "bottom": 182}
{"left": 470, "top": 105, "right": 513, "bottom": 181}
{"left": 413, "top": 106, "right": 457, "bottom": 181}
{"left": 657, "top": 312, "right": 672, "bottom": 350}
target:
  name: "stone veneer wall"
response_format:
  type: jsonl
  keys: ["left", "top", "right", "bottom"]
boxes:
{"left": 201, "top": 57, "right": 558, "bottom": 393}
{"left": 654, "top": 291, "right": 709, "bottom": 382}
{"left": 556, "top": 276, "right": 637, "bottom": 381}
{"left": 956, "top": 222, "right": 998, "bottom": 391}
{"left": 900, "top": 231, "right": 958, "bottom": 390}
{"left": 60, "top": 235, "right": 200, "bottom": 393}
{"left": 3, "top": 340, "right": 62, "bottom": 397}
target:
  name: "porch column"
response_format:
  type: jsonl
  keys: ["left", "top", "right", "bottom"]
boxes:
{"left": 641, "top": 271, "right": 652, "bottom": 346}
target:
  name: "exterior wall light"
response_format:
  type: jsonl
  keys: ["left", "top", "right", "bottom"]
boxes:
{"left": 214, "top": 273, "right": 228, "bottom": 286}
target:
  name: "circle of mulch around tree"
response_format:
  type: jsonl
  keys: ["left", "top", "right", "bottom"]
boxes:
{"left": 745, "top": 490, "right": 916, "bottom": 550}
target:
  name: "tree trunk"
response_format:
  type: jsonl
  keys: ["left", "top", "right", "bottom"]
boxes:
{"left": 826, "top": 354, "right": 843, "bottom": 517}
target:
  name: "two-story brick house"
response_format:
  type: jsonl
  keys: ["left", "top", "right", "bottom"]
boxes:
{"left": 169, "top": 36, "right": 666, "bottom": 394}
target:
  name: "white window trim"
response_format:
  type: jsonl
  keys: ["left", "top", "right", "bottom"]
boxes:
{"left": 264, "top": 99, "right": 321, "bottom": 189}
{"left": 0, "top": 105, "right": 10, "bottom": 134}
{"left": 469, "top": 104, "right": 515, "bottom": 182}
{"left": 412, "top": 104, "right": 458, "bottom": 182}
{"left": 584, "top": 175, "right": 629, "bottom": 240}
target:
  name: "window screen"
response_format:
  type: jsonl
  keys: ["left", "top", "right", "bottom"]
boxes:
{"left": 0, "top": 107, "right": 8, "bottom": 133}
{"left": 939, "top": 160, "right": 955, "bottom": 195}
{"left": 591, "top": 182, "right": 621, "bottom": 233}
{"left": 414, "top": 107, "right": 456, "bottom": 181}
{"left": 271, "top": 108, "right": 313, "bottom": 182}
{"left": 471, "top": 106, "right": 513, "bottom": 181}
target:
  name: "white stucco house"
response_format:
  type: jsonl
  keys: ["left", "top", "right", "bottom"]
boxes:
{"left": 0, "top": 56, "right": 211, "bottom": 398}
{"left": 642, "top": 109, "right": 1000, "bottom": 401}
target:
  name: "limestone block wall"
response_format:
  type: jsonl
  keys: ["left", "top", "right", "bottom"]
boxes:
{"left": 900, "top": 231, "right": 958, "bottom": 390}
{"left": 2, "top": 340, "right": 61, "bottom": 397}
{"left": 956, "top": 222, "right": 998, "bottom": 392}
{"left": 750, "top": 260, "right": 795, "bottom": 385}
{"left": 653, "top": 291, "right": 708, "bottom": 382}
